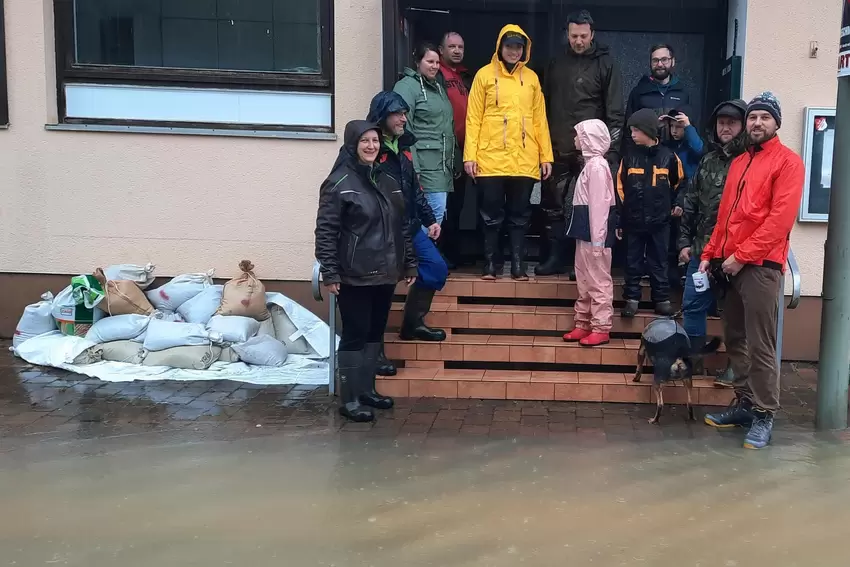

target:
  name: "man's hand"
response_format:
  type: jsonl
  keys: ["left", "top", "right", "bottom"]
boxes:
{"left": 541, "top": 163, "right": 553, "bottom": 180}
{"left": 427, "top": 223, "right": 441, "bottom": 240}
{"left": 671, "top": 206, "right": 683, "bottom": 217}
{"left": 405, "top": 276, "right": 417, "bottom": 286}
{"left": 678, "top": 247, "right": 691, "bottom": 264}
{"left": 698, "top": 260, "right": 710, "bottom": 273}
{"left": 722, "top": 253, "right": 744, "bottom": 276}
{"left": 325, "top": 283, "right": 340, "bottom": 296}
{"left": 464, "top": 161, "right": 478, "bottom": 178}
{"left": 615, "top": 229, "right": 623, "bottom": 240}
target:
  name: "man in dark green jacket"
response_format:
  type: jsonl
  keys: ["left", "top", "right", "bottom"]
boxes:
{"left": 677, "top": 98, "right": 747, "bottom": 385}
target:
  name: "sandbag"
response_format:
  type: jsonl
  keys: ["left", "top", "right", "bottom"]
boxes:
{"left": 206, "top": 315, "right": 259, "bottom": 344}
{"left": 217, "top": 260, "right": 269, "bottom": 321}
{"left": 86, "top": 314, "right": 150, "bottom": 343}
{"left": 152, "top": 310, "right": 184, "bottom": 323}
{"left": 270, "top": 305, "right": 313, "bottom": 355}
{"left": 102, "top": 263, "right": 156, "bottom": 290}
{"left": 142, "top": 319, "right": 220, "bottom": 351}
{"left": 257, "top": 316, "right": 275, "bottom": 338}
{"left": 177, "top": 285, "right": 223, "bottom": 324}
{"left": 232, "top": 335, "right": 288, "bottom": 367}
{"left": 100, "top": 340, "right": 147, "bottom": 364}
{"left": 146, "top": 270, "right": 215, "bottom": 312}
{"left": 219, "top": 347, "right": 241, "bottom": 363}
{"left": 52, "top": 284, "right": 106, "bottom": 337}
{"left": 73, "top": 345, "right": 104, "bottom": 365}
{"left": 14, "top": 292, "right": 57, "bottom": 348}
{"left": 143, "top": 345, "right": 221, "bottom": 370}
{"left": 94, "top": 269, "right": 154, "bottom": 316}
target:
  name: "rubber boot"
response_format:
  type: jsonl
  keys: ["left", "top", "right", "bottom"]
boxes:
{"left": 481, "top": 228, "right": 500, "bottom": 280}
{"left": 509, "top": 229, "right": 529, "bottom": 281}
{"left": 399, "top": 286, "right": 446, "bottom": 341}
{"left": 360, "top": 343, "right": 394, "bottom": 409}
{"left": 621, "top": 300, "right": 639, "bottom": 318}
{"left": 580, "top": 332, "right": 610, "bottom": 347}
{"left": 535, "top": 220, "right": 567, "bottom": 277}
{"left": 375, "top": 341, "right": 397, "bottom": 376}
{"left": 337, "top": 350, "right": 374, "bottom": 422}
{"left": 563, "top": 328, "right": 592, "bottom": 342}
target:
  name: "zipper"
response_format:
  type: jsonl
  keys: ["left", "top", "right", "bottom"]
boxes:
{"left": 503, "top": 115, "right": 508, "bottom": 148}
{"left": 495, "top": 78, "right": 499, "bottom": 106}
{"left": 721, "top": 152, "right": 755, "bottom": 258}
{"left": 349, "top": 234, "right": 359, "bottom": 268}
{"left": 521, "top": 116, "right": 526, "bottom": 149}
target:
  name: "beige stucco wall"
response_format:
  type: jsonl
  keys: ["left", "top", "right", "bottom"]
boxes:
{"left": 0, "top": 0, "right": 383, "bottom": 282}
{"left": 742, "top": 0, "right": 843, "bottom": 295}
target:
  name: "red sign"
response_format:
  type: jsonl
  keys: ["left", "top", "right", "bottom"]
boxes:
{"left": 840, "top": 0, "right": 850, "bottom": 77}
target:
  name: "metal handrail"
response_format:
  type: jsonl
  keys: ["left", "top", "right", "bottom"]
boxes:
{"left": 776, "top": 248, "right": 802, "bottom": 365}
{"left": 311, "top": 260, "right": 336, "bottom": 395}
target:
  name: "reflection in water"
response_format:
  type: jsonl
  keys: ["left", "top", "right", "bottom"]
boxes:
{"left": 2, "top": 432, "right": 849, "bottom": 566}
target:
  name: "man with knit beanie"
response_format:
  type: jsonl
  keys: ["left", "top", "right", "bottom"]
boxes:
{"left": 617, "top": 108, "right": 684, "bottom": 317}
{"left": 699, "top": 91, "right": 804, "bottom": 450}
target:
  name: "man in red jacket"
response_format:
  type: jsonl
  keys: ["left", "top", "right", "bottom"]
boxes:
{"left": 698, "top": 92, "right": 804, "bottom": 450}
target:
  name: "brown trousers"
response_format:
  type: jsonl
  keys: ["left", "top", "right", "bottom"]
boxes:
{"left": 721, "top": 265, "right": 783, "bottom": 411}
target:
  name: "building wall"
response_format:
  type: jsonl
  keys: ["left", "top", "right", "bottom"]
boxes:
{"left": 742, "top": 0, "right": 842, "bottom": 296}
{"left": 0, "top": 0, "right": 383, "bottom": 282}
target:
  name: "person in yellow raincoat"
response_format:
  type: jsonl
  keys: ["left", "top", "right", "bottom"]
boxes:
{"left": 464, "top": 24, "right": 554, "bottom": 281}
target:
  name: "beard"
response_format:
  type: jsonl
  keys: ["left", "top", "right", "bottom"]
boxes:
{"left": 651, "top": 67, "right": 671, "bottom": 81}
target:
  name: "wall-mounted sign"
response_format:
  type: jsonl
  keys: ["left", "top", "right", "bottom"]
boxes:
{"left": 840, "top": 0, "right": 850, "bottom": 77}
{"left": 799, "top": 106, "right": 836, "bottom": 222}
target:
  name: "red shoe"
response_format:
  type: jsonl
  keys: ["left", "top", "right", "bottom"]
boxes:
{"left": 580, "top": 332, "right": 610, "bottom": 347}
{"left": 563, "top": 328, "right": 591, "bottom": 342}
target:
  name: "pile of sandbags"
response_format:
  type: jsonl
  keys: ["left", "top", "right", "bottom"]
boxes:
{"left": 12, "top": 260, "right": 307, "bottom": 371}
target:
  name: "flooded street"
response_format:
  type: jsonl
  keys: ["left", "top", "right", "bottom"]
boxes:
{"left": 4, "top": 429, "right": 850, "bottom": 566}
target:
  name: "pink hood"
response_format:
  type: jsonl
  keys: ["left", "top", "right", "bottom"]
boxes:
{"left": 575, "top": 119, "right": 611, "bottom": 159}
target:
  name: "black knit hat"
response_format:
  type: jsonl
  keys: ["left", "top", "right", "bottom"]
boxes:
{"left": 747, "top": 91, "right": 782, "bottom": 127}
{"left": 628, "top": 108, "right": 659, "bottom": 139}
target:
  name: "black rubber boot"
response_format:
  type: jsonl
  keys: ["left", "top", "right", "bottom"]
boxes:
{"left": 534, "top": 221, "right": 567, "bottom": 277}
{"left": 375, "top": 341, "right": 397, "bottom": 376}
{"left": 337, "top": 350, "right": 374, "bottom": 422}
{"left": 621, "top": 300, "right": 639, "bottom": 318}
{"left": 360, "top": 343, "right": 394, "bottom": 409}
{"left": 481, "top": 228, "right": 500, "bottom": 280}
{"left": 399, "top": 286, "right": 446, "bottom": 341}
{"left": 509, "top": 230, "right": 529, "bottom": 281}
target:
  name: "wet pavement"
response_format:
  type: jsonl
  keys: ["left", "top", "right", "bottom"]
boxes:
{"left": 3, "top": 346, "right": 850, "bottom": 566}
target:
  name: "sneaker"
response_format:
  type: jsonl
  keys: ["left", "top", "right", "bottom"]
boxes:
{"left": 704, "top": 395, "right": 755, "bottom": 428}
{"left": 580, "top": 332, "right": 610, "bottom": 347}
{"left": 563, "top": 328, "right": 591, "bottom": 342}
{"left": 621, "top": 300, "right": 639, "bottom": 318}
{"left": 743, "top": 410, "right": 774, "bottom": 449}
{"left": 654, "top": 301, "right": 674, "bottom": 316}
{"left": 714, "top": 365, "right": 736, "bottom": 388}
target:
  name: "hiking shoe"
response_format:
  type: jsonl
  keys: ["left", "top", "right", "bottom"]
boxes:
{"left": 621, "top": 300, "right": 639, "bottom": 318}
{"left": 654, "top": 301, "right": 675, "bottom": 316}
{"left": 714, "top": 365, "right": 736, "bottom": 388}
{"left": 704, "top": 395, "right": 755, "bottom": 429}
{"left": 743, "top": 410, "right": 774, "bottom": 449}
{"left": 580, "top": 332, "right": 610, "bottom": 347}
{"left": 563, "top": 328, "right": 592, "bottom": 342}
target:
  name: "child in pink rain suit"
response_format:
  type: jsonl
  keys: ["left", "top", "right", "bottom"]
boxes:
{"left": 562, "top": 119, "right": 617, "bottom": 347}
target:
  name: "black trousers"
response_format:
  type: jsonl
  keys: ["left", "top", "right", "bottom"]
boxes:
{"left": 540, "top": 152, "right": 582, "bottom": 222}
{"left": 337, "top": 284, "right": 396, "bottom": 352}
{"left": 440, "top": 174, "right": 470, "bottom": 262}
{"left": 623, "top": 225, "right": 670, "bottom": 303}
{"left": 477, "top": 176, "right": 534, "bottom": 232}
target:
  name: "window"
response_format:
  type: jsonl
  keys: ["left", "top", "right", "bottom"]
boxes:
{"left": 52, "top": 0, "right": 333, "bottom": 132}
{"left": 0, "top": 0, "right": 8, "bottom": 126}
{"left": 799, "top": 106, "right": 835, "bottom": 222}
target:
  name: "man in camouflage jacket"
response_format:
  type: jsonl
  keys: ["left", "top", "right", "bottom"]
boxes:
{"left": 677, "top": 98, "right": 747, "bottom": 385}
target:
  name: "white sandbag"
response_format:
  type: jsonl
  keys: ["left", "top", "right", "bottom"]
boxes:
{"left": 100, "top": 340, "right": 147, "bottom": 364}
{"left": 232, "top": 335, "right": 288, "bottom": 367}
{"left": 103, "top": 263, "right": 156, "bottom": 290}
{"left": 143, "top": 345, "right": 221, "bottom": 370}
{"left": 257, "top": 316, "right": 275, "bottom": 338}
{"left": 146, "top": 270, "right": 214, "bottom": 312}
{"left": 270, "top": 305, "right": 313, "bottom": 355}
{"left": 13, "top": 292, "right": 57, "bottom": 348}
{"left": 152, "top": 310, "right": 184, "bottom": 323}
{"left": 142, "top": 318, "right": 220, "bottom": 351}
{"left": 206, "top": 315, "right": 259, "bottom": 344}
{"left": 74, "top": 345, "right": 104, "bottom": 365}
{"left": 177, "top": 285, "right": 223, "bottom": 324}
{"left": 85, "top": 314, "right": 150, "bottom": 343}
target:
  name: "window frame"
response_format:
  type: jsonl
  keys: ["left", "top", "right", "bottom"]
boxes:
{"left": 51, "top": 0, "right": 334, "bottom": 132}
{"left": 0, "top": 0, "right": 9, "bottom": 127}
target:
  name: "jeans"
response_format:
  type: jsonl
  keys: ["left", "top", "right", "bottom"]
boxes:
{"left": 412, "top": 229, "right": 448, "bottom": 291}
{"left": 336, "top": 284, "right": 395, "bottom": 352}
{"left": 424, "top": 192, "right": 448, "bottom": 225}
{"left": 682, "top": 256, "right": 716, "bottom": 337}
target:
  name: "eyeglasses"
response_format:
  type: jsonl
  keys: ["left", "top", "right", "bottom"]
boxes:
{"left": 651, "top": 57, "right": 672, "bottom": 65}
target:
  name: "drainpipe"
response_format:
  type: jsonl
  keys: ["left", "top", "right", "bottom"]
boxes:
{"left": 816, "top": 74, "right": 850, "bottom": 431}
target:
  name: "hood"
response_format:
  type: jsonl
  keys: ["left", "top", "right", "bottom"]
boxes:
{"left": 402, "top": 67, "right": 443, "bottom": 101}
{"left": 574, "top": 119, "right": 611, "bottom": 159}
{"left": 367, "top": 91, "right": 409, "bottom": 125}
{"left": 491, "top": 24, "right": 532, "bottom": 72}
{"left": 708, "top": 98, "right": 747, "bottom": 145}
{"left": 330, "top": 120, "right": 381, "bottom": 174}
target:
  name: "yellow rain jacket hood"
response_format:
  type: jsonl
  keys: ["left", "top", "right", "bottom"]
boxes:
{"left": 464, "top": 24, "right": 554, "bottom": 180}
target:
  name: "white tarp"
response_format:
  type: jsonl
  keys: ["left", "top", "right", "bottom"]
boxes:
{"left": 13, "top": 292, "right": 337, "bottom": 386}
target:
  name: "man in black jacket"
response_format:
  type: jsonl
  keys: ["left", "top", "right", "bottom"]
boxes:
{"left": 538, "top": 10, "right": 624, "bottom": 277}
{"left": 367, "top": 91, "right": 449, "bottom": 375}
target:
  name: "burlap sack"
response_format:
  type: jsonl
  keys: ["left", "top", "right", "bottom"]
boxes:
{"left": 217, "top": 260, "right": 269, "bottom": 321}
{"left": 143, "top": 345, "right": 222, "bottom": 370}
{"left": 94, "top": 268, "right": 154, "bottom": 316}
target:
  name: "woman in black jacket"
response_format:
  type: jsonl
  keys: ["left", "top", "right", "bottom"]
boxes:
{"left": 315, "top": 120, "right": 418, "bottom": 422}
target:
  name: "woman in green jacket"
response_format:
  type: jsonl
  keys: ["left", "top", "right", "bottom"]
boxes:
{"left": 393, "top": 42, "right": 457, "bottom": 228}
